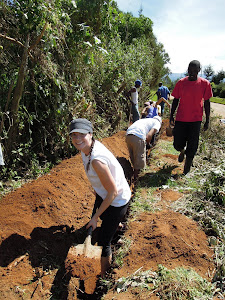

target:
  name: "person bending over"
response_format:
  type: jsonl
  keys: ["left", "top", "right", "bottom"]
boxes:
{"left": 69, "top": 118, "right": 131, "bottom": 277}
{"left": 126, "top": 116, "right": 162, "bottom": 180}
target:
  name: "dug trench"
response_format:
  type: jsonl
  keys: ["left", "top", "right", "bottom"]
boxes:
{"left": 0, "top": 119, "right": 216, "bottom": 299}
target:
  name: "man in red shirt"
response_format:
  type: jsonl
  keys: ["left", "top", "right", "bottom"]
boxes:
{"left": 170, "top": 60, "right": 213, "bottom": 174}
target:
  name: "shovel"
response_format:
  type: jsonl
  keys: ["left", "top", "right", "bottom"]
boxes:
{"left": 166, "top": 124, "right": 174, "bottom": 137}
{"left": 65, "top": 226, "right": 102, "bottom": 295}
{"left": 68, "top": 226, "right": 102, "bottom": 259}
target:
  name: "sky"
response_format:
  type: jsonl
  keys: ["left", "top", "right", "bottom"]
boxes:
{"left": 115, "top": 0, "right": 225, "bottom": 74}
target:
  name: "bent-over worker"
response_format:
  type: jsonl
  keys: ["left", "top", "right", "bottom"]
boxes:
{"left": 69, "top": 118, "right": 131, "bottom": 277}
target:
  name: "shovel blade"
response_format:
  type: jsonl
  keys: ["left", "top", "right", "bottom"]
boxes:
{"left": 68, "top": 227, "right": 102, "bottom": 259}
{"left": 68, "top": 243, "right": 102, "bottom": 259}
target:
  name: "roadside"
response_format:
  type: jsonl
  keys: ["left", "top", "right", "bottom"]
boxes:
{"left": 211, "top": 102, "right": 225, "bottom": 119}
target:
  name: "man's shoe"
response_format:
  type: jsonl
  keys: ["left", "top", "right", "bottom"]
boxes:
{"left": 178, "top": 149, "right": 185, "bottom": 162}
{"left": 183, "top": 157, "right": 193, "bottom": 175}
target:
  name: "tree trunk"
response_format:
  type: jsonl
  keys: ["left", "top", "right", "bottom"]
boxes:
{"left": 6, "top": 35, "right": 29, "bottom": 153}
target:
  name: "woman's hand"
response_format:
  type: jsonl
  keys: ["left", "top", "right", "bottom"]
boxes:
{"left": 86, "top": 216, "right": 98, "bottom": 231}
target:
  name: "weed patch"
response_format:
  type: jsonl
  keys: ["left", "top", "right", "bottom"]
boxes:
{"left": 114, "top": 265, "right": 217, "bottom": 299}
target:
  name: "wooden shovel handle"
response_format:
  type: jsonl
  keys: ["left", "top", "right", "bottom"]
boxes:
{"left": 84, "top": 226, "right": 93, "bottom": 249}
{"left": 87, "top": 226, "right": 93, "bottom": 237}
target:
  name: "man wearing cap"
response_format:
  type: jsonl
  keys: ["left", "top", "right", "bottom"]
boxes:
{"left": 126, "top": 116, "right": 162, "bottom": 180}
{"left": 128, "top": 79, "right": 142, "bottom": 123}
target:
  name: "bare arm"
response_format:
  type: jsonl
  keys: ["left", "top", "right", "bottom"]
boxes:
{"left": 204, "top": 99, "right": 210, "bottom": 130}
{"left": 170, "top": 98, "right": 179, "bottom": 125}
{"left": 86, "top": 160, "right": 118, "bottom": 230}
{"left": 156, "top": 97, "right": 171, "bottom": 108}
{"left": 146, "top": 128, "right": 157, "bottom": 145}
{"left": 141, "top": 106, "right": 148, "bottom": 117}
{"left": 126, "top": 87, "right": 136, "bottom": 102}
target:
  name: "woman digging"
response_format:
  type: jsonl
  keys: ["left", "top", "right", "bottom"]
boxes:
{"left": 69, "top": 118, "right": 131, "bottom": 277}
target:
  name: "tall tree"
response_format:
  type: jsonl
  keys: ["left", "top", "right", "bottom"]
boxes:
{"left": 203, "top": 65, "right": 214, "bottom": 81}
{"left": 0, "top": 0, "right": 171, "bottom": 178}
{"left": 0, "top": 0, "right": 76, "bottom": 154}
{"left": 212, "top": 70, "right": 225, "bottom": 84}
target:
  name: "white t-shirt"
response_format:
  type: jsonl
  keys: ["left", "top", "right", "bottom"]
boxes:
{"left": 131, "top": 87, "right": 138, "bottom": 104}
{"left": 81, "top": 141, "right": 131, "bottom": 207}
{"left": 126, "top": 118, "right": 161, "bottom": 140}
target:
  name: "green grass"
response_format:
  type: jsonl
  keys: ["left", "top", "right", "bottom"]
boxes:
{"left": 129, "top": 190, "right": 158, "bottom": 216}
{"left": 152, "top": 139, "right": 179, "bottom": 157}
{"left": 113, "top": 237, "right": 132, "bottom": 268}
{"left": 211, "top": 97, "right": 225, "bottom": 105}
{"left": 115, "top": 265, "right": 217, "bottom": 299}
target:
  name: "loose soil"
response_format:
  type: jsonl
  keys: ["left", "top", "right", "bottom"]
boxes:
{"left": 0, "top": 121, "right": 217, "bottom": 299}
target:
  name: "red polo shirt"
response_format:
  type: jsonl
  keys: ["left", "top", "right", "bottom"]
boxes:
{"left": 172, "top": 77, "right": 213, "bottom": 122}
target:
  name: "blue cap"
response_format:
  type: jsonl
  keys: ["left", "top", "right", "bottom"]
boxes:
{"left": 135, "top": 79, "right": 142, "bottom": 86}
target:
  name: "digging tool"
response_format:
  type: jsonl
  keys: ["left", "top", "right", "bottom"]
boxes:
{"left": 65, "top": 225, "right": 102, "bottom": 295}
{"left": 166, "top": 124, "right": 174, "bottom": 137}
{"left": 128, "top": 102, "right": 132, "bottom": 126}
{"left": 68, "top": 226, "right": 102, "bottom": 259}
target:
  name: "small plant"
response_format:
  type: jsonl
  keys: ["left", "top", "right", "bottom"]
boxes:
{"left": 212, "top": 241, "right": 225, "bottom": 296}
{"left": 115, "top": 265, "right": 218, "bottom": 299}
{"left": 115, "top": 267, "right": 157, "bottom": 293}
{"left": 129, "top": 189, "right": 157, "bottom": 217}
{"left": 113, "top": 237, "right": 132, "bottom": 268}
{"left": 203, "top": 169, "right": 225, "bottom": 205}
{"left": 155, "top": 265, "right": 217, "bottom": 300}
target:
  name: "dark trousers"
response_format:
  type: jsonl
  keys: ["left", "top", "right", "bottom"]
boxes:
{"left": 160, "top": 101, "right": 165, "bottom": 115}
{"left": 173, "top": 121, "right": 201, "bottom": 158}
{"left": 93, "top": 194, "right": 129, "bottom": 257}
{"left": 131, "top": 102, "right": 140, "bottom": 122}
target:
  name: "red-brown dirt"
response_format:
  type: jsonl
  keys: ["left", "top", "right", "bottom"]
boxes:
{"left": 65, "top": 254, "right": 101, "bottom": 295}
{"left": 0, "top": 123, "right": 216, "bottom": 299}
{"left": 116, "top": 210, "right": 214, "bottom": 278}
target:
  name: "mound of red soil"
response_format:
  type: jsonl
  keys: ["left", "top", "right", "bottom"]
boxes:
{"left": 116, "top": 210, "right": 215, "bottom": 279}
{"left": 0, "top": 131, "right": 131, "bottom": 299}
{"left": 0, "top": 126, "right": 215, "bottom": 299}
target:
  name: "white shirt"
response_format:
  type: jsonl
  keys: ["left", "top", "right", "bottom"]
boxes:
{"left": 131, "top": 87, "right": 138, "bottom": 104}
{"left": 126, "top": 118, "right": 161, "bottom": 140}
{"left": 81, "top": 141, "right": 131, "bottom": 207}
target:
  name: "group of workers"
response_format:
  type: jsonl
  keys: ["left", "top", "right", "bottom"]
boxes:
{"left": 0, "top": 58, "right": 213, "bottom": 281}
{"left": 69, "top": 59, "right": 213, "bottom": 278}
{"left": 126, "top": 78, "right": 171, "bottom": 180}
{"left": 69, "top": 59, "right": 213, "bottom": 277}
{"left": 128, "top": 79, "right": 171, "bottom": 122}
{"left": 0, "top": 59, "right": 213, "bottom": 279}
{"left": 127, "top": 59, "right": 212, "bottom": 176}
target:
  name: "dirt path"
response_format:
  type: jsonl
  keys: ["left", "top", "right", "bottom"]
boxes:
{"left": 0, "top": 123, "right": 216, "bottom": 299}
{"left": 211, "top": 102, "right": 225, "bottom": 118}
